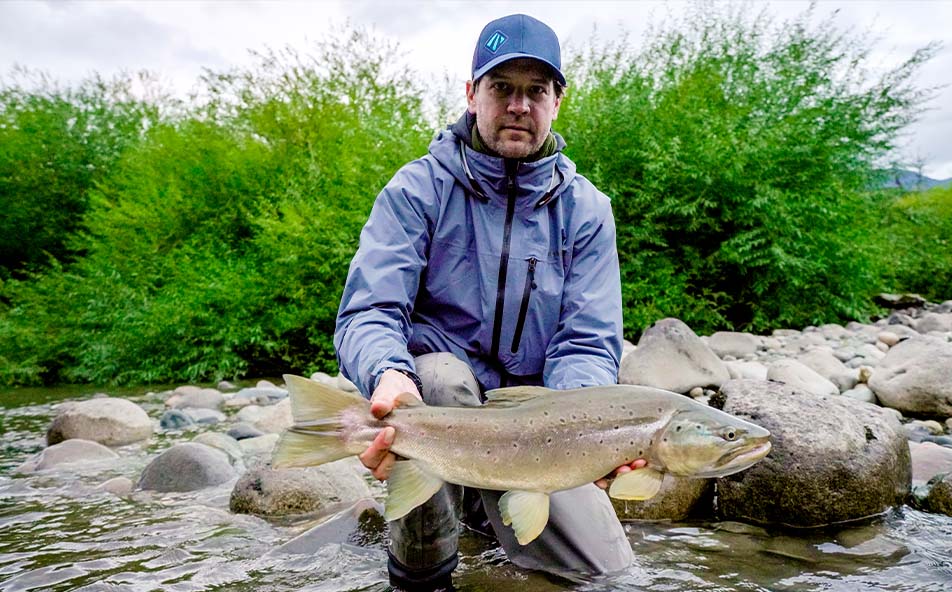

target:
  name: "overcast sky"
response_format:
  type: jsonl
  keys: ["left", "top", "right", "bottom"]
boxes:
{"left": 2, "top": 0, "right": 950, "bottom": 178}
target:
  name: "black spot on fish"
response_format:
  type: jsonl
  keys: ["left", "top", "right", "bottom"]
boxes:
{"left": 676, "top": 426, "right": 682, "bottom": 432}
{"left": 486, "top": 450, "right": 491, "bottom": 455}
{"left": 613, "top": 425, "right": 620, "bottom": 430}
{"left": 657, "top": 408, "right": 662, "bottom": 413}
{"left": 597, "top": 416, "right": 603, "bottom": 422}
{"left": 565, "top": 451, "right": 571, "bottom": 456}
{"left": 578, "top": 432, "right": 583, "bottom": 438}
{"left": 571, "top": 414, "right": 577, "bottom": 420}
{"left": 544, "top": 411, "right": 550, "bottom": 417}
{"left": 546, "top": 437, "right": 553, "bottom": 444}
{"left": 559, "top": 418, "right": 566, "bottom": 424}
{"left": 512, "top": 442, "right": 519, "bottom": 448}
{"left": 535, "top": 457, "right": 541, "bottom": 463}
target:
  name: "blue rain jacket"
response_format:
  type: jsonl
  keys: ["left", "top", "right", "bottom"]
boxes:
{"left": 335, "top": 112, "right": 623, "bottom": 397}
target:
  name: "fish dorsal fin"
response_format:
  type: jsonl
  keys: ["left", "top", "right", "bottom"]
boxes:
{"left": 608, "top": 468, "right": 664, "bottom": 501}
{"left": 384, "top": 460, "right": 445, "bottom": 522}
{"left": 498, "top": 490, "right": 551, "bottom": 545}
{"left": 483, "top": 386, "right": 553, "bottom": 408}
{"left": 394, "top": 391, "right": 425, "bottom": 407}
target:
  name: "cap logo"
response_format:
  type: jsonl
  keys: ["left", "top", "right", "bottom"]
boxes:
{"left": 485, "top": 30, "right": 507, "bottom": 53}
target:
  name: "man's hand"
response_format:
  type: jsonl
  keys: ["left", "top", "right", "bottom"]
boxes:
{"left": 594, "top": 459, "right": 648, "bottom": 490}
{"left": 358, "top": 369, "right": 422, "bottom": 481}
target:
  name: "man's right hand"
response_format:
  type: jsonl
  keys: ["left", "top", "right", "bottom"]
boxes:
{"left": 358, "top": 369, "right": 422, "bottom": 481}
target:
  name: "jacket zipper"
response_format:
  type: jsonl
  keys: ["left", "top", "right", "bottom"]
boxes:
{"left": 489, "top": 161, "right": 519, "bottom": 370}
{"left": 510, "top": 257, "right": 537, "bottom": 354}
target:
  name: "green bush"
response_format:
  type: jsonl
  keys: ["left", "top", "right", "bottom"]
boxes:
{"left": 558, "top": 5, "right": 936, "bottom": 336}
{"left": 0, "top": 71, "right": 160, "bottom": 278}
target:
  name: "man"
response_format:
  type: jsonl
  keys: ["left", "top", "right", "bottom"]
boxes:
{"left": 335, "top": 13, "right": 642, "bottom": 589}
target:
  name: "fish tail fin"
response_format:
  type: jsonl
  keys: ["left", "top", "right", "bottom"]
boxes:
{"left": 271, "top": 374, "right": 369, "bottom": 469}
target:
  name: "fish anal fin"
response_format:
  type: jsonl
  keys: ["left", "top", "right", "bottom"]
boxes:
{"left": 609, "top": 468, "right": 664, "bottom": 501}
{"left": 384, "top": 460, "right": 444, "bottom": 521}
{"left": 498, "top": 490, "right": 550, "bottom": 545}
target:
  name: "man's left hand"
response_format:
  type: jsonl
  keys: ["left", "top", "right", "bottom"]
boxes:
{"left": 594, "top": 459, "right": 647, "bottom": 490}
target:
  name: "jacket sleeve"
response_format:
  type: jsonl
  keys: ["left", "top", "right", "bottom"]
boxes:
{"left": 543, "top": 188, "right": 623, "bottom": 389}
{"left": 334, "top": 161, "right": 436, "bottom": 397}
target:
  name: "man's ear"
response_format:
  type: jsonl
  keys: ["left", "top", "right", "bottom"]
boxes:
{"left": 466, "top": 79, "right": 477, "bottom": 114}
{"left": 551, "top": 92, "right": 562, "bottom": 120}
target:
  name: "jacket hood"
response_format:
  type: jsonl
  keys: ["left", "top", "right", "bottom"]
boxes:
{"left": 429, "top": 111, "right": 576, "bottom": 209}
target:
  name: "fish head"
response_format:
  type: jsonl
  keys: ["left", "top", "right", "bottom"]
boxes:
{"left": 655, "top": 408, "right": 771, "bottom": 478}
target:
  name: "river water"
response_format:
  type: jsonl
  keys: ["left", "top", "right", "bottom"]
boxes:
{"left": 1, "top": 385, "right": 951, "bottom": 591}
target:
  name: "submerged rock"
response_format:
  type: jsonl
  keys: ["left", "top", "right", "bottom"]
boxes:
{"left": 917, "top": 473, "right": 952, "bottom": 516}
{"left": 17, "top": 439, "right": 119, "bottom": 473}
{"left": 47, "top": 397, "right": 152, "bottom": 446}
{"left": 619, "top": 318, "right": 729, "bottom": 393}
{"left": 159, "top": 409, "right": 196, "bottom": 430}
{"left": 612, "top": 474, "right": 713, "bottom": 521}
{"left": 137, "top": 442, "right": 236, "bottom": 492}
{"left": 168, "top": 387, "right": 224, "bottom": 410}
{"left": 191, "top": 432, "right": 243, "bottom": 465}
{"left": 96, "top": 476, "right": 134, "bottom": 496}
{"left": 227, "top": 423, "right": 265, "bottom": 441}
{"left": 229, "top": 458, "right": 371, "bottom": 518}
{"left": 275, "top": 498, "right": 386, "bottom": 554}
{"left": 715, "top": 379, "right": 910, "bottom": 528}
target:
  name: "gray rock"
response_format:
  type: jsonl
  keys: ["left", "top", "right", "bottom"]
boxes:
{"left": 191, "top": 432, "right": 243, "bottom": 464}
{"left": 17, "top": 439, "right": 119, "bottom": 473}
{"left": 611, "top": 475, "right": 713, "bottom": 521}
{"left": 772, "top": 329, "right": 801, "bottom": 338}
{"left": 250, "top": 398, "right": 292, "bottom": 434}
{"left": 238, "top": 433, "right": 280, "bottom": 460}
{"left": 887, "top": 312, "right": 917, "bottom": 328}
{"left": 276, "top": 498, "right": 386, "bottom": 554}
{"left": 936, "top": 301, "right": 952, "bottom": 314}
{"left": 618, "top": 318, "right": 729, "bottom": 393}
{"left": 916, "top": 312, "right": 952, "bottom": 334}
{"left": 715, "top": 379, "right": 910, "bottom": 527}
{"left": 183, "top": 408, "right": 226, "bottom": 425}
{"left": 819, "top": 324, "right": 851, "bottom": 341}
{"left": 47, "top": 397, "right": 152, "bottom": 446}
{"left": 159, "top": 409, "right": 196, "bottom": 430}
{"left": 878, "top": 331, "right": 900, "bottom": 347}
{"left": 842, "top": 384, "right": 878, "bottom": 405}
{"left": 725, "top": 361, "right": 769, "bottom": 381}
{"left": 227, "top": 423, "right": 265, "bottom": 441}
{"left": 137, "top": 443, "right": 236, "bottom": 492}
{"left": 797, "top": 350, "right": 857, "bottom": 392}
{"left": 868, "top": 336, "right": 952, "bottom": 417}
{"left": 909, "top": 441, "right": 952, "bottom": 485}
{"left": 877, "top": 293, "right": 928, "bottom": 308}
{"left": 230, "top": 458, "right": 372, "bottom": 518}
{"left": 96, "top": 476, "right": 134, "bottom": 496}
{"left": 766, "top": 359, "right": 839, "bottom": 397}
{"left": 919, "top": 472, "right": 952, "bottom": 516}
{"left": 708, "top": 332, "right": 762, "bottom": 359}
{"left": 170, "top": 387, "right": 224, "bottom": 410}
{"left": 217, "top": 380, "right": 237, "bottom": 391}
{"left": 227, "top": 386, "right": 288, "bottom": 407}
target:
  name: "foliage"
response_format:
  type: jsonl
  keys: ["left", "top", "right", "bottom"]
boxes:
{"left": 557, "top": 3, "right": 936, "bottom": 336}
{"left": 0, "top": 11, "right": 944, "bottom": 386}
{"left": 877, "top": 185, "right": 952, "bottom": 302}
{"left": 0, "top": 70, "right": 161, "bottom": 279}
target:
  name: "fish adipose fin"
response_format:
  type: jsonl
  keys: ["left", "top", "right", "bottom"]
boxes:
{"left": 609, "top": 467, "right": 664, "bottom": 500}
{"left": 499, "top": 490, "right": 550, "bottom": 545}
{"left": 271, "top": 375, "right": 369, "bottom": 469}
{"left": 384, "top": 460, "right": 445, "bottom": 521}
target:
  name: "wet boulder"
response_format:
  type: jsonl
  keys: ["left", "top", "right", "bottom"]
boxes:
{"left": 159, "top": 409, "right": 196, "bottom": 430}
{"left": 916, "top": 312, "right": 952, "bottom": 334}
{"left": 191, "top": 432, "right": 243, "bottom": 465}
{"left": 47, "top": 397, "right": 152, "bottom": 446}
{"left": 17, "top": 439, "right": 119, "bottom": 473}
{"left": 275, "top": 498, "right": 386, "bottom": 554}
{"left": 237, "top": 398, "right": 292, "bottom": 434}
{"left": 137, "top": 442, "right": 236, "bottom": 492}
{"left": 226, "top": 423, "right": 265, "bottom": 441}
{"left": 917, "top": 473, "right": 952, "bottom": 516}
{"left": 868, "top": 336, "right": 952, "bottom": 417}
{"left": 224, "top": 386, "right": 288, "bottom": 409}
{"left": 229, "top": 458, "right": 372, "bottom": 518}
{"left": 182, "top": 408, "right": 226, "bottom": 425}
{"left": 96, "top": 476, "right": 134, "bottom": 496}
{"left": 715, "top": 379, "right": 910, "bottom": 527}
{"left": 796, "top": 350, "right": 858, "bottom": 392}
{"left": 611, "top": 475, "right": 713, "bottom": 521}
{"left": 619, "top": 318, "right": 729, "bottom": 393}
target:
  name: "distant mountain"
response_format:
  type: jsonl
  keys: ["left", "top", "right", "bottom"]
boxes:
{"left": 882, "top": 169, "right": 952, "bottom": 191}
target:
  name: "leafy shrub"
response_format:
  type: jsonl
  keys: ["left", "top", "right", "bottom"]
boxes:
{"left": 557, "top": 4, "right": 936, "bottom": 336}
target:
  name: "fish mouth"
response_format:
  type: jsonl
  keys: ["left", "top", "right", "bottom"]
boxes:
{"left": 697, "top": 439, "right": 772, "bottom": 478}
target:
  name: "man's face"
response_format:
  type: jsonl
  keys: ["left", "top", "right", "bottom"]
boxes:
{"left": 466, "top": 58, "right": 562, "bottom": 160}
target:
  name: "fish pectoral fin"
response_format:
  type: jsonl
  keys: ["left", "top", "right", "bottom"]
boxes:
{"left": 384, "top": 460, "right": 444, "bottom": 522}
{"left": 498, "top": 490, "right": 550, "bottom": 545}
{"left": 608, "top": 468, "right": 664, "bottom": 500}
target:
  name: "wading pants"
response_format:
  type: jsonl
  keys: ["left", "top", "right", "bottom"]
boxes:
{"left": 387, "top": 353, "right": 634, "bottom": 589}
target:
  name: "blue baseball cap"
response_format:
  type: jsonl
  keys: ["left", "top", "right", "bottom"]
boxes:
{"left": 471, "top": 14, "right": 566, "bottom": 86}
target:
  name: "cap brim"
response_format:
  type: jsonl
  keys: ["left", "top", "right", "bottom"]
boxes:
{"left": 472, "top": 53, "right": 566, "bottom": 86}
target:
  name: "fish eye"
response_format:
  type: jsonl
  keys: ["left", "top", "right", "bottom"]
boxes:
{"left": 724, "top": 430, "right": 737, "bottom": 441}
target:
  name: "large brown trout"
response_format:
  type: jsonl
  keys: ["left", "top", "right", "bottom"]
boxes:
{"left": 272, "top": 375, "right": 771, "bottom": 544}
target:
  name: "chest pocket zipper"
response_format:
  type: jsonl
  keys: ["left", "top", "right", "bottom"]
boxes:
{"left": 510, "top": 257, "right": 537, "bottom": 354}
